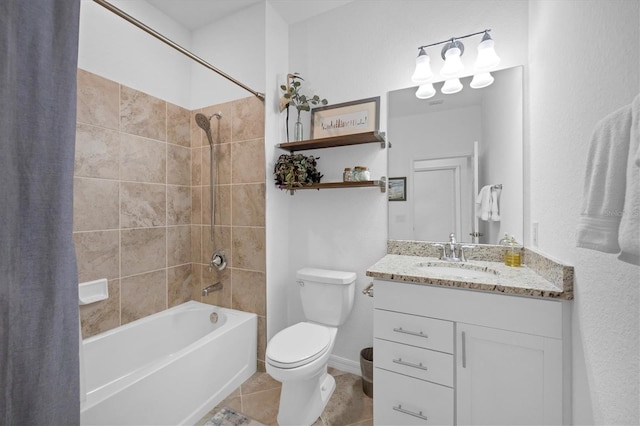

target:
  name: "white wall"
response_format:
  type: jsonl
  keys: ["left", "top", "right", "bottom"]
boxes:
{"left": 528, "top": 1, "right": 639, "bottom": 424}
{"left": 190, "top": 3, "right": 266, "bottom": 108}
{"left": 280, "top": 0, "right": 529, "bottom": 371}
{"left": 78, "top": 0, "right": 193, "bottom": 107}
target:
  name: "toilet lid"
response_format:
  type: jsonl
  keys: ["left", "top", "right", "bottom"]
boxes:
{"left": 266, "top": 322, "right": 331, "bottom": 369}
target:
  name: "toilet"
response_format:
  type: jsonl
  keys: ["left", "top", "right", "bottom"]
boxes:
{"left": 266, "top": 267, "right": 356, "bottom": 426}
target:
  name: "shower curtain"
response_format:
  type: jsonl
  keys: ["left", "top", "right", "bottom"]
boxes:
{"left": 0, "top": 1, "right": 81, "bottom": 424}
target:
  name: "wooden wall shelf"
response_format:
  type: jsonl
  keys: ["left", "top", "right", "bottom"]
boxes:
{"left": 277, "top": 131, "right": 386, "bottom": 152}
{"left": 278, "top": 178, "right": 387, "bottom": 195}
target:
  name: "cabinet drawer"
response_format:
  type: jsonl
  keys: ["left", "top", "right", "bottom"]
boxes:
{"left": 375, "top": 338, "right": 453, "bottom": 387}
{"left": 374, "top": 309, "right": 454, "bottom": 353}
{"left": 374, "top": 368, "right": 454, "bottom": 425}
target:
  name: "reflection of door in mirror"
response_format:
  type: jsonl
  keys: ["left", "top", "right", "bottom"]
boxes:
{"left": 388, "top": 66, "right": 523, "bottom": 244}
{"left": 411, "top": 156, "right": 473, "bottom": 242}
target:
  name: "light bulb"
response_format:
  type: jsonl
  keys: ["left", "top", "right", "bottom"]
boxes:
{"left": 441, "top": 78, "right": 463, "bottom": 94}
{"left": 416, "top": 83, "right": 436, "bottom": 99}
{"left": 441, "top": 44, "right": 464, "bottom": 77}
{"left": 411, "top": 48, "right": 433, "bottom": 84}
{"left": 470, "top": 72, "right": 494, "bottom": 89}
{"left": 474, "top": 32, "right": 500, "bottom": 71}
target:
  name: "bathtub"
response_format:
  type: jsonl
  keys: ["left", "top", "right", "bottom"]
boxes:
{"left": 80, "top": 301, "right": 257, "bottom": 425}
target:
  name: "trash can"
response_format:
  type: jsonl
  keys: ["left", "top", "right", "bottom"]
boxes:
{"left": 360, "top": 347, "right": 373, "bottom": 398}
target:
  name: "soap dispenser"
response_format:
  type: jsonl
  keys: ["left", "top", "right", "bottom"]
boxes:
{"left": 505, "top": 235, "right": 522, "bottom": 267}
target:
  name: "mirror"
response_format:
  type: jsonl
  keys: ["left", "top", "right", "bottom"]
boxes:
{"left": 387, "top": 66, "right": 523, "bottom": 244}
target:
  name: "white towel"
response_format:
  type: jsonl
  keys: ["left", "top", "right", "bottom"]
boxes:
{"left": 476, "top": 185, "right": 492, "bottom": 221}
{"left": 490, "top": 186, "right": 501, "bottom": 221}
{"left": 576, "top": 94, "right": 639, "bottom": 265}
{"left": 476, "top": 185, "right": 501, "bottom": 222}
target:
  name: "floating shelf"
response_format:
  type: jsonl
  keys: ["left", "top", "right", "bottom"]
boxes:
{"left": 278, "top": 178, "right": 387, "bottom": 195}
{"left": 277, "top": 131, "right": 386, "bottom": 152}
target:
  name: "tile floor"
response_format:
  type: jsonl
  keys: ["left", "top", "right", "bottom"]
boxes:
{"left": 196, "top": 368, "right": 373, "bottom": 426}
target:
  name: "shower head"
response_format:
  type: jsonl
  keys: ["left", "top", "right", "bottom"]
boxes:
{"left": 195, "top": 113, "right": 214, "bottom": 146}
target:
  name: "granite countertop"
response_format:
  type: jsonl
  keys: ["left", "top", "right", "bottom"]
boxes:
{"left": 366, "top": 252, "right": 574, "bottom": 300}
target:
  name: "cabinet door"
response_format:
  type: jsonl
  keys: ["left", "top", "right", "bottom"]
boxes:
{"left": 456, "top": 323, "right": 562, "bottom": 425}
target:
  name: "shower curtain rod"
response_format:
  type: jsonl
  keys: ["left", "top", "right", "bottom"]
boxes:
{"left": 92, "top": 0, "right": 265, "bottom": 101}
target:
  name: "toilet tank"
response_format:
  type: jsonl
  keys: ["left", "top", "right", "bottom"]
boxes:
{"left": 296, "top": 268, "right": 356, "bottom": 326}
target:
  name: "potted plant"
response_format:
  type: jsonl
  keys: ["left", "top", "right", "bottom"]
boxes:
{"left": 274, "top": 153, "right": 323, "bottom": 190}
{"left": 280, "top": 73, "right": 328, "bottom": 141}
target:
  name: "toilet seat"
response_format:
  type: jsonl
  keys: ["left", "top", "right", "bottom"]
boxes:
{"left": 266, "top": 322, "right": 331, "bottom": 369}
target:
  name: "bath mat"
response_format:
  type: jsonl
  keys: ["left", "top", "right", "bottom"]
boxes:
{"left": 203, "top": 407, "right": 266, "bottom": 426}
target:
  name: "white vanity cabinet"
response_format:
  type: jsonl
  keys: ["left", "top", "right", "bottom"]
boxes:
{"left": 373, "top": 279, "right": 570, "bottom": 426}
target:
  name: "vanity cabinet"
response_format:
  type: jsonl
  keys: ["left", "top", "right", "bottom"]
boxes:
{"left": 373, "top": 279, "right": 570, "bottom": 426}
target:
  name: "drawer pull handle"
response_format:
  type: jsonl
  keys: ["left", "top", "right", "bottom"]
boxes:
{"left": 393, "top": 404, "right": 429, "bottom": 421}
{"left": 393, "top": 357, "right": 428, "bottom": 371}
{"left": 393, "top": 327, "right": 429, "bottom": 338}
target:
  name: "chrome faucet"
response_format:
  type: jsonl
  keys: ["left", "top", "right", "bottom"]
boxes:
{"left": 432, "top": 233, "right": 475, "bottom": 262}
{"left": 202, "top": 282, "right": 223, "bottom": 296}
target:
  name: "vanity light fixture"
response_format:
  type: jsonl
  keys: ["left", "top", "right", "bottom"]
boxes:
{"left": 412, "top": 29, "right": 500, "bottom": 99}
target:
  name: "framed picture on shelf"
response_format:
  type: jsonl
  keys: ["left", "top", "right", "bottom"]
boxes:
{"left": 388, "top": 177, "right": 406, "bottom": 201}
{"left": 311, "top": 96, "right": 380, "bottom": 139}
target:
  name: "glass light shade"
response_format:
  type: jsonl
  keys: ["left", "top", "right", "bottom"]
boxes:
{"left": 415, "top": 83, "right": 436, "bottom": 99}
{"left": 441, "top": 78, "right": 463, "bottom": 94}
{"left": 441, "top": 47, "right": 464, "bottom": 77}
{"left": 470, "top": 72, "right": 494, "bottom": 89}
{"left": 411, "top": 50, "right": 433, "bottom": 83}
{"left": 474, "top": 38, "right": 500, "bottom": 71}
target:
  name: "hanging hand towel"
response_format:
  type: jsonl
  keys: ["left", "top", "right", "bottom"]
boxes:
{"left": 490, "top": 186, "right": 501, "bottom": 221}
{"left": 576, "top": 94, "right": 639, "bottom": 265}
{"left": 476, "top": 185, "right": 492, "bottom": 221}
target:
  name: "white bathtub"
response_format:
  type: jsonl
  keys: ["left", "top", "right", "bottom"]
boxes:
{"left": 80, "top": 301, "right": 257, "bottom": 425}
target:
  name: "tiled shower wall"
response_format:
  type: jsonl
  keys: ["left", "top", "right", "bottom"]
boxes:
{"left": 74, "top": 69, "right": 266, "bottom": 367}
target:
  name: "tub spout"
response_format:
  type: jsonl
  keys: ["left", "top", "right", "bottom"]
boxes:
{"left": 202, "top": 282, "right": 223, "bottom": 296}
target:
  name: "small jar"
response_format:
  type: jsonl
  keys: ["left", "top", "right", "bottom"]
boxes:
{"left": 343, "top": 167, "right": 353, "bottom": 182}
{"left": 355, "top": 166, "right": 370, "bottom": 181}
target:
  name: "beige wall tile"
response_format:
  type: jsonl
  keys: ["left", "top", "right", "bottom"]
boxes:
{"left": 215, "top": 143, "right": 231, "bottom": 185}
{"left": 73, "top": 177, "right": 119, "bottom": 232}
{"left": 121, "top": 228, "right": 166, "bottom": 277}
{"left": 167, "top": 225, "right": 191, "bottom": 267}
{"left": 121, "top": 270, "right": 167, "bottom": 324}
{"left": 120, "top": 182, "right": 166, "bottom": 228}
{"left": 214, "top": 185, "right": 231, "bottom": 226}
{"left": 257, "top": 315, "right": 267, "bottom": 363}
{"left": 76, "top": 69, "right": 119, "bottom": 129}
{"left": 191, "top": 147, "right": 202, "bottom": 186}
{"left": 191, "top": 186, "right": 202, "bottom": 225}
{"left": 232, "top": 269, "right": 266, "bottom": 316}
{"left": 202, "top": 225, "right": 231, "bottom": 266}
{"left": 231, "top": 227, "right": 265, "bottom": 272}
{"left": 167, "top": 144, "right": 191, "bottom": 186}
{"left": 168, "top": 264, "right": 193, "bottom": 307}
{"left": 74, "top": 230, "right": 119, "bottom": 282}
{"left": 167, "top": 103, "right": 190, "bottom": 147}
{"left": 232, "top": 183, "right": 265, "bottom": 227}
{"left": 80, "top": 279, "right": 120, "bottom": 338}
{"left": 120, "top": 133, "right": 166, "bottom": 184}
{"left": 231, "top": 139, "right": 265, "bottom": 184}
{"left": 75, "top": 123, "right": 119, "bottom": 179}
{"left": 201, "top": 145, "right": 210, "bottom": 187}
{"left": 190, "top": 111, "right": 203, "bottom": 148}
{"left": 191, "top": 225, "right": 202, "bottom": 264}
{"left": 232, "top": 96, "right": 265, "bottom": 142}
{"left": 167, "top": 185, "right": 191, "bottom": 226}
{"left": 120, "top": 85, "right": 166, "bottom": 141}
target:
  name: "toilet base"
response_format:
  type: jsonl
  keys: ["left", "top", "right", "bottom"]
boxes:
{"left": 276, "top": 368, "right": 336, "bottom": 426}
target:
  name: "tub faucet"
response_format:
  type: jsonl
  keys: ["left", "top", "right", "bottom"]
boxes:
{"left": 202, "top": 282, "right": 223, "bottom": 296}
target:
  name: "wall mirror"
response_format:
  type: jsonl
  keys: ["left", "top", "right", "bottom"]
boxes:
{"left": 387, "top": 66, "right": 523, "bottom": 244}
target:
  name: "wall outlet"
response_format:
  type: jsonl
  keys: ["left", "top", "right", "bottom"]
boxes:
{"left": 532, "top": 222, "right": 539, "bottom": 247}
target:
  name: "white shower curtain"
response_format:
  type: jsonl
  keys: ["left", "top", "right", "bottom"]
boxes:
{"left": 0, "top": 0, "right": 81, "bottom": 424}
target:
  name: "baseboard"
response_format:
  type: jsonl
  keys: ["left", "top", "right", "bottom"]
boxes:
{"left": 328, "top": 354, "right": 361, "bottom": 376}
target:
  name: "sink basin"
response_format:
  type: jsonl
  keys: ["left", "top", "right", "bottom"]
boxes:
{"left": 416, "top": 261, "right": 499, "bottom": 280}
